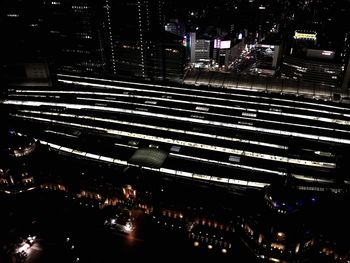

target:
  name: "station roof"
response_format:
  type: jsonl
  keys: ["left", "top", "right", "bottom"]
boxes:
{"left": 128, "top": 147, "right": 168, "bottom": 169}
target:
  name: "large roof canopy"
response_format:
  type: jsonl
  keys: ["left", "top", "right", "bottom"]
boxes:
{"left": 129, "top": 147, "right": 168, "bottom": 169}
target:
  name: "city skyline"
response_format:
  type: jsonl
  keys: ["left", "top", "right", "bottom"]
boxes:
{"left": 1, "top": 1, "right": 350, "bottom": 262}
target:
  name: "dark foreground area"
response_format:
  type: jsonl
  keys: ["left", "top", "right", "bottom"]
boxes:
{"left": 0, "top": 190, "right": 257, "bottom": 263}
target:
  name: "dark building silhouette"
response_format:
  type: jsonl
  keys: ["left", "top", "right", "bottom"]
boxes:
{"left": 0, "top": 132, "right": 37, "bottom": 194}
{"left": 281, "top": 54, "right": 343, "bottom": 88}
{"left": 1, "top": 0, "right": 54, "bottom": 85}
{"left": 109, "top": 0, "right": 184, "bottom": 81}
{"left": 45, "top": 0, "right": 107, "bottom": 75}
{"left": 1, "top": 0, "right": 185, "bottom": 82}
{"left": 236, "top": 184, "right": 319, "bottom": 262}
{"left": 279, "top": 0, "right": 350, "bottom": 88}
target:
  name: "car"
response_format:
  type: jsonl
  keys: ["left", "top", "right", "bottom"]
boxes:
{"left": 104, "top": 208, "right": 135, "bottom": 234}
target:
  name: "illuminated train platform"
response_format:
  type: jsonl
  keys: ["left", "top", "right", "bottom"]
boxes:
{"left": 184, "top": 70, "right": 350, "bottom": 102}
{"left": 2, "top": 74, "right": 350, "bottom": 191}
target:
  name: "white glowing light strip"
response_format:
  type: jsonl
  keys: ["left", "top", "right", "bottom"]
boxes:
{"left": 296, "top": 185, "right": 344, "bottom": 193}
{"left": 42, "top": 141, "right": 128, "bottom": 165}
{"left": 56, "top": 74, "right": 350, "bottom": 113}
{"left": 5, "top": 99, "right": 350, "bottom": 146}
{"left": 99, "top": 156, "right": 114, "bottom": 162}
{"left": 60, "top": 146, "right": 72, "bottom": 153}
{"left": 53, "top": 81, "right": 350, "bottom": 125}
{"left": 10, "top": 111, "right": 336, "bottom": 169}
{"left": 44, "top": 130, "right": 78, "bottom": 138}
{"left": 10, "top": 94, "right": 47, "bottom": 98}
{"left": 170, "top": 153, "right": 286, "bottom": 175}
{"left": 292, "top": 174, "right": 334, "bottom": 184}
{"left": 75, "top": 96, "right": 350, "bottom": 133}
{"left": 19, "top": 109, "right": 288, "bottom": 150}
{"left": 114, "top": 143, "right": 138, "bottom": 149}
{"left": 142, "top": 167, "right": 269, "bottom": 188}
{"left": 13, "top": 90, "right": 350, "bottom": 133}
{"left": 40, "top": 139, "right": 268, "bottom": 188}
{"left": 72, "top": 149, "right": 86, "bottom": 156}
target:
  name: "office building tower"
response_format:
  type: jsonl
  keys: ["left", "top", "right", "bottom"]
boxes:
{"left": 281, "top": 55, "right": 343, "bottom": 88}
{"left": 343, "top": 57, "right": 350, "bottom": 89}
{"left": 281, "top": 30, "right": 344, "bottom": 88}
{"left": 156, "top": 32, "right": 186, "bottom": 82}
{"left": 165, "top": 22, "right": 179, "bottom": 36}
{"left": 2, "top": 0, "right": 47, "bottom": 62}
{"left": 189, "top": 33, "right": 210, "bottom": 65}
{"left": 108, "top": 0, "right": 166, "bottom": 79}
{"left": 195, "top": 39, "right": 211, "bottom": 64}
{"left": 46, "top": 0, "right": 107, "bottom": 75}
{"left": 1, "top": 0, "right": 55, "bottom": 85}
{"left": 213, "top": 39, "right": 234, "bottom": 68}
{"left": 280, "top": 0, "right": 350, "bottom": 88}
{"left": 2, "top": 0, "right": 185, "bottom": 81}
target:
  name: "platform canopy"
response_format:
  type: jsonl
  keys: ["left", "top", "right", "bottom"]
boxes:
{"left": 128, "top": 147, "right": 168, "bottom": 169}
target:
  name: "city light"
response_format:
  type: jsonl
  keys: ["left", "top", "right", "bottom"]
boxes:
{"left": 124, "top": 222, "right": 133, "bottom": 232}
{"left": 294, "top": 31, "right": 317, "bottom": 40}
{"left": 9, "top": 109, "right": 337, "bottom": 169}
{"left": 16, "top": 243, "right": 30, "bottom": 254}
{"left": 2, "top": 1, "right": 350, "bottom": 262}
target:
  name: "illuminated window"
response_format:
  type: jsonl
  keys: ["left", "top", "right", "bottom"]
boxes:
{"left": 271, "top": 242, "right": 285, "bottom": 251}
{"left": 243, "top": 224, "right": 254, "bottom": 236}
{"left": 258, "top": 234, "right": 264, "bottom": 244}
{"left": 304, "top": 239, "right": 314, "bottom": 248}
{"left": 7, "top": 14, "right": 19, "bottom": 17}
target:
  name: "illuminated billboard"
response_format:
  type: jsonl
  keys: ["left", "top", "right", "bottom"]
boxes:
{"left": 214, "top": 39, "right": 231, "bottom": 49}
{"left": 294, "top": 31, "right": 317, "bottom": 40}
{"left": 220, "top": 40, "right": 231, "bottom": 49}
{"left": 214, "top": 39, "right": 221, "bottom": 49}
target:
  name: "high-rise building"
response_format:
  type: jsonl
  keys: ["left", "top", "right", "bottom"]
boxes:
{"left": 213, "top": 39, "right": 236, "bottom": 68}
{"left": 46, "top": 0, "right": 107, "bottom": 75}
{"left": 107, "top": 0, "right": 166, "bottom": 79}
{"left": 156, "top": 32, "right": 186, "bottom": 82}
{"left": 279, "top": 0, "right": 350, "bottom": 88}
{"left": 194, "top": 39, "right": 210, "bottom": 64}
{"left": 281, "top": 55, "right": 343, "bottom": 88}
{"left": 188, "top": 33, "right": 210, "bottom": 65}
{"left": 1, "top": 0, "right": 108, "bottom": 77}
{"left": 1, "top": 0, "right": 56, "bottom": 86}
{"left": 343, "top": 57, "right": 350, "bottom": 89}
{"left": 165, "top": 22, "right": 179, "bottom": 36}
{"left": 2, "top": 0, "right": 185, "bottom": 81}
{"left": 2, "top": 0, "right": 48, "bottom": 63}
{"left": 281, "top": 30, "right": 344, "bottom": 88}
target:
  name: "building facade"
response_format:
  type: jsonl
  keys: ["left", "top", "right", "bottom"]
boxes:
{"left": 281, "top": 55, "right": 343, "bottom": 88}
{"left": 1, "top": 0, "right": 185, "bottom": 81}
